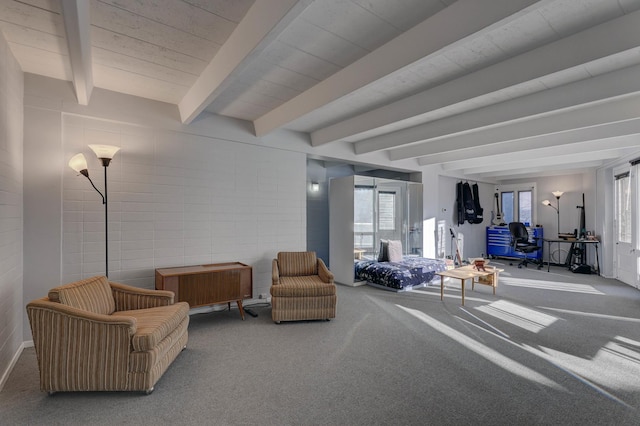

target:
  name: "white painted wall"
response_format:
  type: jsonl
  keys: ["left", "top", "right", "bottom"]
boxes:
{"left": 22, "top": 75, "right": 307, "bottom": 340}
{"left": 0, "top": 34, "right": 24, "bottom": 388}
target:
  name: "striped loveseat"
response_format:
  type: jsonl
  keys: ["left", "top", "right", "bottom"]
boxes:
{"left": 26, "top": 276, "right": 189, "bottom": 394}
{"left": 270, "top": 252, "right": 337, "bottom": 323}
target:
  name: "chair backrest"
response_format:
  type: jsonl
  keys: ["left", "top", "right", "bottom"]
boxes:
{"left": 277, "top": 252, "right": 318, "bottom": 276}
{"left": 48, "top": 276, "right": 116, "bottom": 315}
{"left": 508, "top": 222, "right": 529, "bottom": 244}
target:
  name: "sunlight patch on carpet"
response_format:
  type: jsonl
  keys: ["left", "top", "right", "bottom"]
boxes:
{"left": 521, "top": 340, "right": 640, "bottom": 408}
{"left": 501, "top": 277, "right": 604, "bottom": 294}
{"left": 540, "top": 307, "right": 640, "bottom": 323}
{"left": 475, "top": 300, "right": 558, "bottom": 333}
{"left": 397, "top": 305, "right": 564, "bottom": 390}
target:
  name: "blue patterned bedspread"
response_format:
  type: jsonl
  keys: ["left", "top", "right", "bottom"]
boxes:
{"left": 354, "top": 257, "right": 447, "bottom": 290}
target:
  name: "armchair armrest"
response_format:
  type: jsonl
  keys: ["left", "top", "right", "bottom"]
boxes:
{"left": 272, "top": 259, "right": 280, "bottom": 286}
{"left": 317, "top": 259, "right": 334, "bottom": 284}
{"left": 110, "top": 281, "right": 175, "bottom": 311}
{"left": 26, "top": 298, "right": 136, "bottom": 391}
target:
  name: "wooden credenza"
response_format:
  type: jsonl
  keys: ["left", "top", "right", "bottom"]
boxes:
{"left": 155, "top": 262, "right": 252, "bottom": 320}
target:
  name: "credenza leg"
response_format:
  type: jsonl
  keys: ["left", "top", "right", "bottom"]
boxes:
{"left": 237, "top": 300, "right": 245, "bottom": 320}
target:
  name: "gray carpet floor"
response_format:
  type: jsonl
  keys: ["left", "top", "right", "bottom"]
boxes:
{"left": 3, "top": 262, "right": 640, "bottom": 425}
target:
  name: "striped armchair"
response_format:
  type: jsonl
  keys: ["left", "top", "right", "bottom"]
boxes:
{"left": 26, "top": 276, "right": 189, "bottom": 394}
{"left": 270, "top": 252, "right": 337, "bottom": 323}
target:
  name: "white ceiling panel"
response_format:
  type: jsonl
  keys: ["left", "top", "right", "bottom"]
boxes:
{"left": 3, "top": 0, "right": 640, "bottom": 181}
{"left": 300, "top": 0, "right": 401, "bottom": 51}
{"left": 278, "top": 18, "right": 369, "bottom": 67}
{"left": 181, "top": 0, "right": 255, "bottom": 23}
{"left": 100, "top": 0, "right": 237, "bottom": 43}
{"left": 90, "top": 26, "right": 207, "bottom": 76}
{"left": 351, "top": 0, "right": 451, "bottom": 31}
{"left": 90, "top": 0, "right": 220, "bottom": 61}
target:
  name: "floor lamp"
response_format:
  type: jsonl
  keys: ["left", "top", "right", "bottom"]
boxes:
{"left": 541, "top": 190, "right": 564, "bottom": 264}
{"left": 68, "top": 145, "right": 120, "bottom": 278}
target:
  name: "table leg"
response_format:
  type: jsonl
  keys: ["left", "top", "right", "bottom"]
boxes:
{"left": 547, "top": 241, "right": 551, "bottom": 272}
{"left": 492, "top": 272, "right": 497, "bottom": 295}
{"left": 440, "top": 275, "right": 445, "bottom": 301}
{"left": 461, "top": 279, "right": 465, "bottom": 306}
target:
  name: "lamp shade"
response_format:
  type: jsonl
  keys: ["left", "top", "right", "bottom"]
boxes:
{"left": 552, "top": 191, "right": 564, "bottom": 198}
{"left": 68, "top": 153, "right": 88, "bottom": 173}
{"left": 89, "top": 144, "right": 120, "bottom": 160}
{"left": 541, "top": 200, "right": 551, "bottom": 206}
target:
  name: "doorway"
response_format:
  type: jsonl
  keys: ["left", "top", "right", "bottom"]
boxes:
{"left": 613, "top": 165, "right": 639, "bottom": 288}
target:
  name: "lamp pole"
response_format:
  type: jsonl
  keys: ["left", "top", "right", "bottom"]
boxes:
{"left": 552, "top": 191, "right": 563, "bottom": 236}
{"left": 103, "top": 163, "right": 109, "bottom": 277}
{"left": 69, "top": 145, "right": 120, "bottom": 278}
{"left": 541, "top": 191, "right": 564, "bottom": 266}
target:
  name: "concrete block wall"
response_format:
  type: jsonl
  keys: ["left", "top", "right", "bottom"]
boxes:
{"left": 0, "top": 33, "right": 24, "bottom": 388}
{"left": 61, "top": 115, "right": 306, "bottom": 297}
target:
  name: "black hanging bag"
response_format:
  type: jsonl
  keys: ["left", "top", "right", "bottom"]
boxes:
{"left": 456, "top": 181, "right": 465, "bottom": 225}
{"left": 471, "top": 183, "right": 483, "bottom": 224}
{"left": 462, "top": 182, "right": 477, "bottom": 224}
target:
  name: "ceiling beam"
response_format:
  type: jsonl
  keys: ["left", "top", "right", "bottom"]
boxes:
{"left": 468, "top": 161, "right": 605, "bottom": 180}
{"left": 178, "top": 0, "right": 312, "bottom": 125}
{"left": 314, "top": 9, "right": 640, "bottom": 148}
{"left": 460, "top": 150, "right": 627, "bottom": 175}
{"left": 389, "top": 94, "right": 640, "bottom": 162}
{"left": 252, "top": 0, "right": 543, "bottom": 137}
{"left": 439, "top": 136, "right": 640, "bottom": 171}
{"left": 60, "top": 0, "right": 93, "bottom": 105}
{"left": 354, "top": 62, "right": 640, "bottom": 155}
{"left": 419, "top": 129, "right": 640, "bottom": 168}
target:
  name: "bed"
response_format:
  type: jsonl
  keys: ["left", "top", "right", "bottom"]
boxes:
{"left": 354, "top": 256, "right": 447, "bottom": 292}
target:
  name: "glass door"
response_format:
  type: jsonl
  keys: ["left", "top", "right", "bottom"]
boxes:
{"left": 614, "top": 167, "right": 639, "bottom": 288}
{"left": 353, "top": 176, "right": 423, "bottom": 259}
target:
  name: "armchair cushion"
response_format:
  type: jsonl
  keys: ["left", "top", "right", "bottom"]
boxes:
{"left": 48, "top": 276, "right": 115, "bottom": 315}
{"left": 270, "top": 276, "right": 336, "bottom": 297}
{"left": 277, "top": 252, "right": 318, "bottom": 276}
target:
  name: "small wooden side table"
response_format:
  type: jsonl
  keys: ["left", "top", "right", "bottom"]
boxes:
{"left": 436, "top": 265, "right": 503, "bottom": 306}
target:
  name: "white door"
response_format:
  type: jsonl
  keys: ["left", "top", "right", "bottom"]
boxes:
{"left": 613, "top": 167, "right": 639, "bottom": 288}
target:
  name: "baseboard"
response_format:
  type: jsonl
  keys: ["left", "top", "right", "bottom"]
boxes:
{"left": 0, "top": 341, "right": 29, "bottom": 392}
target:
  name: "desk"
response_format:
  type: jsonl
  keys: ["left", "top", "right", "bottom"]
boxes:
{"left": 543, "top": 238, "right": 600, "bottom": 274}
{"left": 436, "top": 265, "right": 504, "bottom": 306}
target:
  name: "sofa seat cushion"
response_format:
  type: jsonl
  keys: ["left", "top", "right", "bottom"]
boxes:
{"left": 113, "top": 302, "right": 189, "bottom": 352}
{"left": 270, "top": 276, "right": 336, "bottom": 297}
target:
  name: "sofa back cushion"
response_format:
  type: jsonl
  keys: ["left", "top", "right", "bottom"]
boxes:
{"left": 277, "top": 252, "right": 318, "bottom": 276}
{"left": 48, "top": 276, "right": 115, "bottom": 315}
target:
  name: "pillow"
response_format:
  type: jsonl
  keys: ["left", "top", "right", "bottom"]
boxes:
{"left": 377, "top": 240, "right": 389, "bottom": 262}
{"left": 387, "top": 240, "right": 403, "bottom": 263}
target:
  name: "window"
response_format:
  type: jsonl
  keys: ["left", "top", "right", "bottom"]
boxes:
{"left": 378, "top": 191, "right": 396, "bottom": 230}
{"left": 518, "top": 190, "right": 532, "bottom": 226}
{"left": 615, "top": 172, "right": 631, "bottom": 243}
{"left": 501, "top": 192, "right": 514, "bottom": 223}
{"left": 498, "top": 184, "right": 536, "bottom": 225}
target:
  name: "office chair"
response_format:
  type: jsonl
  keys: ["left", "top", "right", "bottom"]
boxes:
{"left": 508, "top": 222, "right": 542, "bottom": 269}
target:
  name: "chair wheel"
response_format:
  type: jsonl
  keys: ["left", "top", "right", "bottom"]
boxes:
{"left": 518, "top": 265, "right": 523, "bottom": 269}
